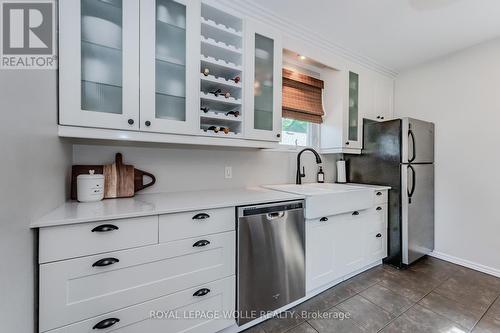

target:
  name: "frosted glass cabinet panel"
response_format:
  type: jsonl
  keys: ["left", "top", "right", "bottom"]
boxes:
{"left": 245, "top": 20, "right": 282, "bottom": 141}
{"left": 140, "top": 0, "right": 199, "bottom": 134}
{"left": 59, "top": 0, "right": 139, "bottom": 130}
{"left": 81, "top": 0, "right": 123, "bottom": 114}
{"left": 348, "top": 72, "right": 359, "bottom": 142}
{"left": 254, "top": 34, "right": 274, "bottom": 131}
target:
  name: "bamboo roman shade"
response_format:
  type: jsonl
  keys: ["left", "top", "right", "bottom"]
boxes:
{"left": 282, "top": 68, "right": 325, "bottom": 124}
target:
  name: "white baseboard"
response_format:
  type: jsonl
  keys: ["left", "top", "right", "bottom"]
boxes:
{"left": 429, "top": 251, "right": 500, "bottom": 278}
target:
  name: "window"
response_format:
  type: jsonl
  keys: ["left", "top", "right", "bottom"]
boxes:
{"left": 280, "top": 68, "right": 323, "bottom": 148}
{"left": 281, "top": 118, "right": 318, "bottom": 147}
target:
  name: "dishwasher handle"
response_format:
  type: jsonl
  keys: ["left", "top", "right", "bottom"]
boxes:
{"left": 266, "top": 211, "right": 285, "bottom": 220}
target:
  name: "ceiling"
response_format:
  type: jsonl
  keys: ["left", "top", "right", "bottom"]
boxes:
{"left": 245, "top": 0, "right": 500, "bottom": 72}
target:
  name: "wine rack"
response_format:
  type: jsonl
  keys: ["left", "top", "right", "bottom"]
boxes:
{"left": 199, "top": 3, "right": 243, "bottom": 138}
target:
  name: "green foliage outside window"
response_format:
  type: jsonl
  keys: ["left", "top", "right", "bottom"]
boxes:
{"left": 282, "top": 118, "right": 308, "bottom": 133}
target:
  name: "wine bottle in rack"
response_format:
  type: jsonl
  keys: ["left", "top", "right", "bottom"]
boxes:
{"left": 232, "top": 76, "right": 240, "bottom": 84}
{"left": 207, "top": 126, "right": 231, "bottom": 134}
{"left": 208, "top": 126, "right": 221, "bottom": 133}
{"left": 209, "top": 89, "right": 231, "bottom": 98}
{"left": 225, "top": 111, "right": 240, "bottom": 117}
{"left": 201, "top": 106, "right": 209, "bottom": 113}
{"left": 203, "top": 68, "right": 210, "bottom": 76}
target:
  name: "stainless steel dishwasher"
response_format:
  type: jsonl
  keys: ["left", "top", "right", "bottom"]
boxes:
{"left": 237, "top": 200, "right": 305, "bottom": 325}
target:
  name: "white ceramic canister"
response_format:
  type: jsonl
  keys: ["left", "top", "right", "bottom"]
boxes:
{"left": 77, "top": 170, "right": 104, "bottom": 202}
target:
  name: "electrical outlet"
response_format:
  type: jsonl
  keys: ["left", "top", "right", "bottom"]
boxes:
{"left": 225, "top": 166, "right": 232, "bottom": 179}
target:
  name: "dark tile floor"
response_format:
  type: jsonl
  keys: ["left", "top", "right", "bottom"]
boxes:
{"left": 244, "top": 257, "right": 500, "bottom": 333}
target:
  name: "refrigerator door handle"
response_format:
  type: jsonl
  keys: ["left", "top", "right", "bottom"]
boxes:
{"left": 408, "top": 165, "right": 416, "bottom": 204}
{"left": 408, "top": 129, "right": 416, "bottom": 162}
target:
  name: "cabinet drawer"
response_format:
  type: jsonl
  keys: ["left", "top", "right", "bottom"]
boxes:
{"left": 39, "top": 216, "right": 158, "bottom": 263}
{"left": 159, "top": 207, "right": 235, "bottom": 243}
{"left": 40, "top": 231, "right": 235, "bottom": 332}
{"left": 366, "top": 220, "right": 387, "bottom": 263}
{"left": 369, "top": 204, "right": 388, "bottom": 229}
{"left": 374, "top": 190, "right": 388, "bottom": 205}
{"left": 309, "top": 208, "right": 371, "bottom": 225}
{"left": 45, "top": 276, "right": 235, "bottom": 333}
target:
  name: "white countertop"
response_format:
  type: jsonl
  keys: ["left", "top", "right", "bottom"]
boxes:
{"left": 31, "top": 187, "right": 304, "bottom": 228}
{"left": 346, "top": 183, "right": 392, "bottom": 191}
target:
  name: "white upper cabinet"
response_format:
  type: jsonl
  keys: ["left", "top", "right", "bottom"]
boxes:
{"left": 199, "top": 3, "right": 245, "bottom": 138}
{"left": 320, "top": 68, "right": 394, "bottom": 154}
{"left": 59, "top": 0, "right": 140, "bottom": 130}
{"left": 58, "top": 2, "right": 391, "bottom": 148}
{"left": 244, "top": 19, "right": 283, "bottom": 142}
{"left": 372, "top": 75, "right": 394, "bottom": 121}
{"left": 139, "top": 0, "right": 200, "bottom": 134}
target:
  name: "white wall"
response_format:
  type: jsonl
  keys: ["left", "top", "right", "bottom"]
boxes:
{"left": 395, "top": 38, "right": 500, "bottom": 274}
{"left": 73, "top": 144, "right": 339, "bottom": 193}
{"left": 0, "top": 71, "right": 72, "bottom": 332}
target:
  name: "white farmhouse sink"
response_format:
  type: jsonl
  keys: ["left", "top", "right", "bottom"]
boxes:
{"left": 264, "top": 183, "right": 375, "bottom": 219}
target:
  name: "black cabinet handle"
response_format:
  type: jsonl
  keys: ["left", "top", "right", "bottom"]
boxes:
{"left": 376, "top": 116, "right": 381, "bottom": 119}
{"left": 381, "top": 117, "right": 385, "bottom": 120}
{"left": 376, "top": 233, "right": 382, "bottom": 238}
{"left": 193, "top": 288, "right": 210, "bottom": 297}
{"left": 92, "top": 258, "right": 119, "bottom": 267}
{"left": 91, "top": 224, "right": 119, "bottom": 233}
{"left": 93, "top": 318, "right": 120, "bottom": 330}
{"left": 145, "top": 120, "right": 151, "bottom": 127}
{"left": 376, "top": 207, "right": 382, "bottom": 211}
{"left": 320, "top": 217, "right": 328, "bottom": 222}
{"left": 276, "top": 133, "right": 281, "bottom": 138}
{"left": 352, "top": 211, "right": 359, "bottom": 216}
{"left": 193, "top": 240, "right": 210, "bottom": 247}
{"left": 192, "top": 213, "right": 210, "bottom": 220}
{"left": 376, "top": 191, "right": 382, "bottom": 196}
{"left": 345, "top": 141, "right": 350, "bottom": 145}
{"left": 127, "top": 119, "right": 134, "bottom": 125}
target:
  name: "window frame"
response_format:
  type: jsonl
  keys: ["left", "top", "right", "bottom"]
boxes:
{"left": 275, "top": 119, "right": 320, "bottom": 151}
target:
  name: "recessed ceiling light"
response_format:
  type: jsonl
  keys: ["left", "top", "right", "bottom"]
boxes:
{"left": 299, "top": 55, "right": 306, "bottom": 60}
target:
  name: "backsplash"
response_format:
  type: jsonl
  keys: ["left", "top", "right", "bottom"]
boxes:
{"left": 73, "top": 144, "right": 340, "bottom": 194}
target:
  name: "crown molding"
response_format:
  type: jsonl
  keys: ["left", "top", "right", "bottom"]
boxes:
{"left": 216, "top": 0, "right": 399, "bottom": 78}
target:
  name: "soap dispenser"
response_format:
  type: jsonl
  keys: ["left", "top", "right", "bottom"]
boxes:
{"left": 317, "top": 166, "right": 325, "bottom": 183}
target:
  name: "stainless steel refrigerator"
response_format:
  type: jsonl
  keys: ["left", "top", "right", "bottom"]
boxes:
{"left": 346, "top": 118, "right": 434, "bottom": 268}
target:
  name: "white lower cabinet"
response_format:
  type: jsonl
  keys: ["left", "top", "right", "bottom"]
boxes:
{"left": 38, "top": 208, "right": 237, "bottom": 333}
{"left": 306, "top": 217, "right": 339, "bottom": 291}
{"left": 47, "top": 276, "right": 235, "bottom": 333}
{"left": 333, "top": 211, "right": 371, "bottom": 277}
{"left": 306, "top": 192, "right": 388, "bottom": 292}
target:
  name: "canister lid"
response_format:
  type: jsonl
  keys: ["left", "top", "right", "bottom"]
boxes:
{"left": 77, "top": 170, "right": 104, "bottom": 180}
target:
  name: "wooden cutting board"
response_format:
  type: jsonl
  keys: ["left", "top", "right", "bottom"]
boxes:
{"left": 103, "top": 153, "right": 135, "bottom": 198}
{"left": 70, "top": 153, "right": 156, "bottom": 200}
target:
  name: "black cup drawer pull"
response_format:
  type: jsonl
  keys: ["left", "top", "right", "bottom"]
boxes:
{"left": 376, "top": 207, "right": 382, "bottom": 211}
{"left": 91, "top": 224, "right": 119, "bottom": 232}
{"left": 192, "top": 213, "right": 210, "bottom": 220}
{"left": 92, "top": 258, "right": 119, "bottom": 267}
{"left": 193, "top": 288, "right": 211, "bottom": 297}
{"left": 376, "top": 191, "right": 383, "bottom": 196}
{"left": 193, "top": 240, "right": 210, "bottom": 247}
{"left": 352, "top": 211, "right": 360, "bottom": 216}
{"left": 320, "top": 217, "right": 328, "bottom": 222}
{"left": 376, "top": 233, "right": 382, "bottom": 238}
{"left": 93, "top": 318, "right": 120, "bottom": 330}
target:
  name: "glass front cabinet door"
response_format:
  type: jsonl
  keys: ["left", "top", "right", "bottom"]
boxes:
{"left": 245, "top": 19, "right": 282, "bottom": 141}
{"left": 139, "top": 0, "right": 199, "bottom": 134}
{"left": 345, "top": 71, "right": 362, "bottom": 149}
{"left": 59, "top": 0, "right": 140, "bottom": 130}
